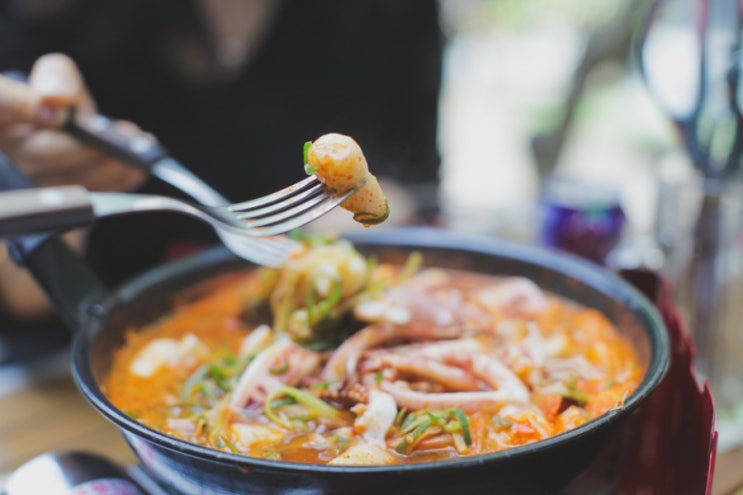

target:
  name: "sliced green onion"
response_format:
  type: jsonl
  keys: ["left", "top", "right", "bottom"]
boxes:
{"left": 263, "top": 450, "right": 282, "bottom": 461}
{"left": 123, "top": 409, "right": 139, "bottom": 419}
{"left": 208, "top": 364, "right": 230, "bottom": 390}
{"left": 306, "top": 279, "right": 343, "bottom": 327}
{"left": 264, "top": 385, "right": 341, "bottom": 429}
{"left": 352, "top": 201, "right": 390, "bottom": 225}
{"left": 268, "top": 356, "right": 289, "bottom": 375}
{"left": 399, "top": 251, "right": 423, "bottom": 282}
{"left": 180, "top": 364, "right": 211, "bottom": 400}
{"left": 374, "top": 370, "right": 384, "bottom": 384}
{"left": 401, "top": 411, "right": 423, "bottom": 432}
{"left": 452, "top": 408, "right": 472, "bottom": 446}
{"left": 563, "top": 379, "right": 588, "bottom": 406}
{"left": 268, "top": 396, "right": 296, "bottom": 410}
{"left": 394, "top": 407, "right": 408, "bottom": 427}
{"left": 304, "top": 284, "right": 317, "bottom": 327}
{"left": 219, "top": 435, "right": 240, "bottom": 453}
{"left": 303, "top": 141, "right": 312, "bottom": 165}
{"left": 491, "top": 415, "right": 512, "bottom": 430}
{"left": 395, "top": 417, "right": 433, "bottom": 454}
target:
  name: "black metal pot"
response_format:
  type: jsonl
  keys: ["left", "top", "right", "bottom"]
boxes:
{"left": 10, "top": 224, "right": 669, "bottom": 495}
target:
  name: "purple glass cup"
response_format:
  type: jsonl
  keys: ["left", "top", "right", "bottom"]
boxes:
{"left": 539, "top": 178, "right": 626, "bottom": 264}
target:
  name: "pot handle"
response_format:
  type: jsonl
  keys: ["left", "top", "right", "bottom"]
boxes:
{"left": 0, "top": 156, "right": 106, "bottom": 329}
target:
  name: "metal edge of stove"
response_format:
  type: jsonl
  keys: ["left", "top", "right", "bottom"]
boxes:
{"left": 126, "top": 465, "right": 176, "bottom": 495}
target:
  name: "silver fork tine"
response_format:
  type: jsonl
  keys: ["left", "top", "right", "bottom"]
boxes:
{"left": 228, "top": 176, "right": 321, "bottom": 211}
{"left": 241, "top": 192, "right": 327, "bottom": 228}
{"left": 241, "top": 186, "right": 358, "bottom": 237}
{"left": 218, "top": 232, "right": 294, "bottom": 267}
{"left": 229, "top": 180, "right": 325, "bottom": 220}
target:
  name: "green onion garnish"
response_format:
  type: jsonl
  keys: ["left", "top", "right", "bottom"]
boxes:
{"left": 452, "top": 408, "right": 472, "bottom": 446}
{"left": 303, "top": 141, "right": 312, "bottom": 164}
{"left": 492, "top": 415, "right": 513, "bottom": 430}
{"left": 395, "top": 417, "right": 433, "bottom": 453}
{"left": 264, "top": 385, "right": 341, "bottom": 429}
{"left": 352, "top": 201, "right": 390, "bottom": 225}
{"left": 268, "top": 356, "right": 289, "bottom": 375}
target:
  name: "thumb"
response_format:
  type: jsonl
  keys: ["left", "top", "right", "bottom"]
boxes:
{"left": 29, "top": 53, "right": 96, "bottom": 127}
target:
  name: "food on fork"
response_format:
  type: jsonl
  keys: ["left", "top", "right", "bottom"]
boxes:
{"left": 305, "top": 133, "right": 389, "bottom": 226}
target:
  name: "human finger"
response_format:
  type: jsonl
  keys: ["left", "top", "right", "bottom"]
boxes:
{"left": 4, "top": 127, "right": 145, "bottom": 191}
{"left": 0, "top": 75, "right": 37, "bottom": 126}
{"left": 6, "top": 128, "right": 105, "bottom": 177}
{"left": 29, "top": 53, "right": 96, "bottom": 127}
{"left": 32, "top": 158, "right": 146, "bottom": 192}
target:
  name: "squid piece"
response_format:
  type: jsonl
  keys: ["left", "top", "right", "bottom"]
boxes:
{"left": 353, "top": 390, "right": 398, "bottom": 447}
{"left": 230, "top": 337, "right": 320, "bottom": 408}
{"left": 363, "top": 342, "right": 529, "bottom": 412}
{"left": 238, "top": 324, "right": 274, "bottom": 358}
{"left": 355, "top": 286, "right": 464, "bottom": 328}
{"left": 129, "top": 334, "right": 209, "bottom": 378}
{"left": 542, "top": 355, "right": 604, "bottom": 382}
{"left": 380, "top": 381, "right": 524, "bottom": 413}
{"left": 321, "top": 323, "right": 461, "bottom": 383}
{"left": 357, "top": 266, "right": 483, "bottom": 326}
{"left": 306, "top": 133, "right": 389, "bottom": 226}
{"left": 467, "top": 354, "right": 530, "bottom": 400}
{"left": 360, "top": 353, "right": 484, "bottom": 392}
{"left": 373, "top": 338, "right": 483, "bottom": 360}
{"left": 469, "top": 277, "right": 548, "bottom": 314}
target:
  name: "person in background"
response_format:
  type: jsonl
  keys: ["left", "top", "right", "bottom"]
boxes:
{"left": 0, "top": 0, "right": 443, "bottom": 361}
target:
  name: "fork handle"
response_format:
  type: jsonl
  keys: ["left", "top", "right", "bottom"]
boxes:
{"left": 0, "top": 185, "right": 95, "bottom": 237}
{"left": 65, "top": 109, "right": 170, "bottom": 171}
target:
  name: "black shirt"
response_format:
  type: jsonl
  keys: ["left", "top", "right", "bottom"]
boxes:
{"left": 0, "top": 0, "right": 443, "bottom": 285}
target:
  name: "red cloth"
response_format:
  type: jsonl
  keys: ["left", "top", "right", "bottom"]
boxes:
{"left": 561, "top": 270, "right": 717, "bottom": 495}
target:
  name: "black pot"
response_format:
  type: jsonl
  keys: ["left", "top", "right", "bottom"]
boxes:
{"left": 12, "top": 226, "right": 669, "bottom": 495}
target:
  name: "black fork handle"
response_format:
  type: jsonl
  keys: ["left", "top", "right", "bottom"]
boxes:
{"left": 65, "top": 110, "right": 169, "bottom": 172}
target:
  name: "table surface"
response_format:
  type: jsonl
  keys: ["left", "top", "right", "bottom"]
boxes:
{"left": 1, "top": 363, "right": 741, "bottom": 495}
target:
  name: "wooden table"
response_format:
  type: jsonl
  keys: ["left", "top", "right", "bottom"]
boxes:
{"left": 0, "top": 363, "right": 136, "bottom": 480}
{"left": 1, "top": 364, "right": 741, "bottom": 494}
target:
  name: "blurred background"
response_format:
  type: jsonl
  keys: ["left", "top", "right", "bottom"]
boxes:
{"left": 437, "top": 0, "right": 681, "bottom": 243}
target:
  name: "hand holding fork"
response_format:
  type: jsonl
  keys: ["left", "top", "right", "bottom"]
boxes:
{"left": 0, "top": 54, "right": 342, "bottom": 267}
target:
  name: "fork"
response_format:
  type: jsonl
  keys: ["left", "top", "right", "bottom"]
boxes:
{"left": 0, "top": 177, "right": 356, "bottom": 260}
{"left": 3, "top": 70, "right": 301, "bottom": 266}
{"left": 62, "top": 109, "right": 305, "bottom": 267}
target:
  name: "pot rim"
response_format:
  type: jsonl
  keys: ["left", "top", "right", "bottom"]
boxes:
{"left": 71, "top": 227, "right": 670, "bottom": 475}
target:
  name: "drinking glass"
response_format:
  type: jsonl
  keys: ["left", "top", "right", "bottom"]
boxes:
{"left": 659, "top": 173, "right": 743, "bottom": 451}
